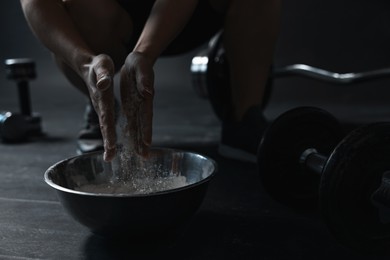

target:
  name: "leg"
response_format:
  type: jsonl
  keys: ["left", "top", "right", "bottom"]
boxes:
{"left": 214, "top": 0, "right": 281, "bottom": 121}
{"left": 51, "top": 0, "right": 134, "bottom": 154}
{"left": 209, "top": 0, "right": 281, "bottom": 162}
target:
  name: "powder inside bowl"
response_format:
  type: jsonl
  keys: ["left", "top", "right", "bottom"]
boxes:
{"left": 71, "top": 140, "right": 194, "bottom": 195}
{"left": 74, "top": 175, "right": 188, "bottom": 195}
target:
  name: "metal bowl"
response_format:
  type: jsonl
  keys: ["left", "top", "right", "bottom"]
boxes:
{"left": 44, "top": 147, "right": 217, "bottom": 240}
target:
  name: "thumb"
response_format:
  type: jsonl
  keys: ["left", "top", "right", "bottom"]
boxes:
{"left": 95, "top": 67, "right": 113, "bottom": 91}
{"left": 92, "top": 55, "right": 114, "bottom": 91}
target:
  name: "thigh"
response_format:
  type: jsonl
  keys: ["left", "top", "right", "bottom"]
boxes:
{"left": 163, "top": 0, "right": 225, "bottom": 55}
{"left": 63, "top": 0, "right": 133, "bottom": 67}
{"left": 117, "top": 0, "right": 225, "bottom": 56}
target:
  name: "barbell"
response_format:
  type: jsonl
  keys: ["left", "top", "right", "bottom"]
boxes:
{"left": 190, "top": 31, "right": 390, "bottom": 121}
{"left": 257, "top": 106, "right": 390, "bottom": 254}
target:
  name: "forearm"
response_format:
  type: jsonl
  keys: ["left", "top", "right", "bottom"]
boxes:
{"left": 20, "top": 0, "right": 94, "bottom": 76}
{"left": 133, "top": 0, "right": 199, "bottom": 62}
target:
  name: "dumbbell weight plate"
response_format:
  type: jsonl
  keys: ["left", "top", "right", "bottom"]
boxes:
{"left": 204, "top": 32, "right": 231, "bottom": 121}
{"left": 5, "top": 58, "right": 36, "bottom": 80}
{"left": 257, "top": 107, "right": 344, "bottom": 210}
{"left": 191, "top": 31, "right": 274, "bottom": 121}
{"left": 0, "top": 112, "right": 29, "bottom": 142}
{"left": 205, "top": 36, "right": 273, "bottom": 120}
{"left": 320, "top": 122, "right": 390, "bottom": 253}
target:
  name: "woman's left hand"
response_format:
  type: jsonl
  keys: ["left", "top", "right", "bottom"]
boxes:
{"left": 119, "top": 51, "right": 155, "bottom": 156}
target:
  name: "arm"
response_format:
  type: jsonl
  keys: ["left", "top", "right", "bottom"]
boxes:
{"left": 20, "top": 0, "right": 94, "bottom": 75}
{"left": 20, "top": 0, "right": 116, "bottom": 161}
{"left": 134, "top": 0, "right": 199, "bottom": 62}
{"left": 120, "top": 0, "right": 200, "bottom": 156}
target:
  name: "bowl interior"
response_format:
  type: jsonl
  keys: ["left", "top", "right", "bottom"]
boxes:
{"left": 45, "top": 148, "right": 217, "bottom": 196}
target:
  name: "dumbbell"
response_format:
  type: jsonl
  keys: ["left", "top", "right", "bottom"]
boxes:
{"left": 0, "top": 58, "right": 43, "bottom": 142}
{"left": 257, "top": 106, "right": 390, "bottom": 254}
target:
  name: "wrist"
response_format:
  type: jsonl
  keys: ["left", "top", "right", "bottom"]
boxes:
{"left": 70, "top": 49, "right": 95, "bottom": 77}
{"left": 132, "top": 44, "right": 159, "bottom": 64}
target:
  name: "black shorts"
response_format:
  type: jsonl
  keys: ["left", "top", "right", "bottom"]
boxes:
{"left": 117, "top": 0, "right": 224, "bottom": 56}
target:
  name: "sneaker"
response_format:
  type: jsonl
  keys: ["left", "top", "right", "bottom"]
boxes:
{"left": 76, "top": 102, "right": 104, "bottom": 154}
{"left": 218, "top": 106, "right": 267, "bottom": 163}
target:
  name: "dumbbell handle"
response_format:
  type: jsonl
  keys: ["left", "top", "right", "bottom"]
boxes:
{"left": 299, "top": 148, "right": 327, "bottom": 175}
{"left": 17, "top": 80, "right": 32, "bottom": 116}
{"left": 5, "top": 58, "right": 36, "bottom": 117}
{"left": 301, "top": 148, "right": 390, "bottom": 223}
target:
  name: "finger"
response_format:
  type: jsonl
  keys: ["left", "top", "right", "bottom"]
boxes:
{"left": 134, "top": 68, "right": 154, "bottom": 148}
{"left": 119, "top": 67, "right": 132, "bottom": 111}
{"left": 94, "top": 56, "right": 114, "bottom": 91}
{"left": 95, "top": 84, "right": 116, "bottom": 162}
{"left": 119, "top": 68, "right": 140, "bottom": 150}
{"left": 96, "top": 75, "right": 112, "bottom": 91}
{"left": 136, "top": 109, "right": 146, "bottom": 156}
{"left": 100, "top": 97, "right": 117, "bottom": 162}
{"left": 119, "top": 65, "right": 153, "bottom": 157}
{"left": 140, "top": 86, "right": 153, "bottom": 148}
{"left": 103, "top": 141, "right": 116, "bottom": 162}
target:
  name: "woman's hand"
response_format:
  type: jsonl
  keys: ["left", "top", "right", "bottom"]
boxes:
{"left": 120, "top": 51, "right": 155, "bottom": 157}
{"left": 83, "top": 54, "right": 116, "bottom": 162}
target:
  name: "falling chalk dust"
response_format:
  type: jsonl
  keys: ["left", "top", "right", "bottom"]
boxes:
{"left": 75, "top": 111, "right": 190, "bottom": 195}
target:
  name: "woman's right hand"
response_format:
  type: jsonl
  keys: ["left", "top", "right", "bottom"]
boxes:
{"left": 82, "top": 54, "right": 117, "bottom": 162}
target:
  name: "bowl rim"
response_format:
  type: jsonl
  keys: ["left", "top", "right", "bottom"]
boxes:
{"left": 44, "top": 147, "right": 217, "bottom": 198}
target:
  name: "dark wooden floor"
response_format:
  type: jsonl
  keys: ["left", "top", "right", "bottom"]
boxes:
{"left": 1, "top": 0, "right": 390, "bottom": 259}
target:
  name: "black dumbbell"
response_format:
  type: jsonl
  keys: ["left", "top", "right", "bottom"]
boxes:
{"left": 1, "top": 58, "right": 43, "bottom": 142}
{"left": 0, "top": 111, "right": 30, "bottom": 142}
{"left": 257, "top": 106, "right": 390, "bottom": 254}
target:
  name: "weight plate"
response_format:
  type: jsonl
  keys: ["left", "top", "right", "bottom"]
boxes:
{"left": 257, "top": 107, "right": 344, "bottom": 210}
{"left": 191, "top": 48, "right": 210, "bottom": 99}
{"left": 205, "top": 32, "right": 231, "bottom": 121}
{"left": 205, "top": 36, "right": 273, "bottom": 121}
{"left": 320, "top": 122, "right": 390, "bottom": 254}
{"left": 192, "top": 30, "right": 274, "bottom": 121}
{"left": 0, "top": 112, "right": 29, "bottom": 142}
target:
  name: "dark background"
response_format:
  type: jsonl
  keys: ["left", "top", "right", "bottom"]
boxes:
{"left": 1, "top": 0, "right": 390, "bottom": 259}
{"left": 2, "top": 0, "right": 390, "bottom": 124}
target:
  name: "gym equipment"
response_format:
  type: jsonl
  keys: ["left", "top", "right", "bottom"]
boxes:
{"left": 273, "top": 63, "right": 390, "bottom": 84}
{"left": 190, "top": 31, "right": 231, "bottom": 120}
{"left": 0, "top": 112, "right": 30, "bottom": 142}
{"left": 1, "top": 58, "right": 43, "bottom": 142}
{"left": 257, "top": 106, "right": 390, "bottom": 253}
{"left": 190, "top": 31, "right": 273, "bottom": 120}
{"left": 190, "top": 30, "right": 390, "bottom": 120}
{"left": 257, "top": 107, "right": 344, "bottom": 209}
